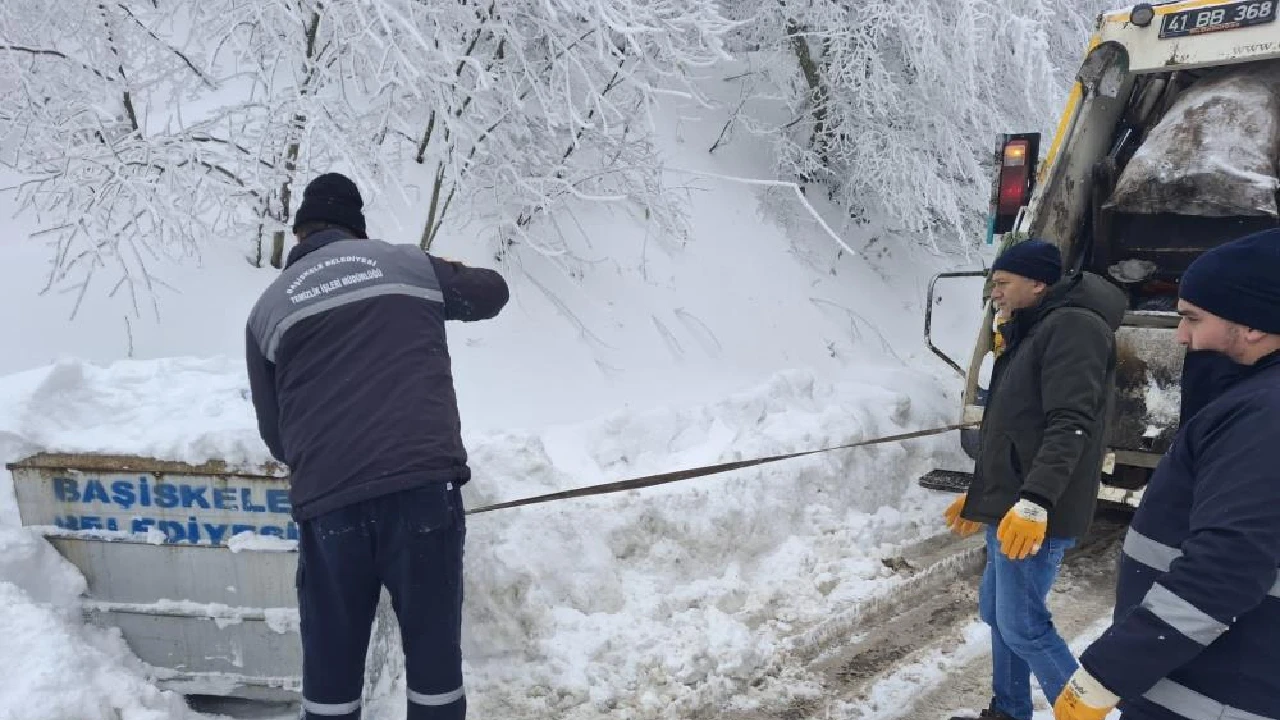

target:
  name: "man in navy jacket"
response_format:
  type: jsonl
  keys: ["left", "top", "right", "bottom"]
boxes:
{"left": 246, "top": 173, "right": 509, "bottom": 720}
{"left": 1054, "top": 228, "right": 1280, "bottom": 720}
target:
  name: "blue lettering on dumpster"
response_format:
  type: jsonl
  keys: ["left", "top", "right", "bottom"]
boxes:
{"left": 48, "top": 475, "right": 296, "bottom": 546}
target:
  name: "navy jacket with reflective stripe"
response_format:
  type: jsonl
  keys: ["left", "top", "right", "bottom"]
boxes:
{"left": 1080, "top": 351, "right": 1280, "bottom": 720}
{"left": 245, "top": 230, "right": 509, "bottom": 521}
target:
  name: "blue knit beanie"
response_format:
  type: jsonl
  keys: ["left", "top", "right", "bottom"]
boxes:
{"left": 992, "top": 239, "right": 1063, "bottom": 286}
{"left": 1179, "top": 228, "right": 1280, "bottom": 334}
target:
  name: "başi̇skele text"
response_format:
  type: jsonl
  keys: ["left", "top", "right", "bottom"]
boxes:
{"left": 46, "top": 474, "right": 298, "bottom": 545}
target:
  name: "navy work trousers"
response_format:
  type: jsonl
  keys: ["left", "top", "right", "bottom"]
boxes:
{"left": 296, "top": 483, "right": 466, "bottom": 720}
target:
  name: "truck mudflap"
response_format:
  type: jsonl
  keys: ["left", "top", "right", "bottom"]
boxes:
{"left": 5, "top": 452, "right": 402, "bottom": 702}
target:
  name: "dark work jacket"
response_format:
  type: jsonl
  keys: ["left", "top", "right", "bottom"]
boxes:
{"left": 245, "top": 229, "right": 509, "bottom": 521}
{"left": 1080, "top": 350, "right": 1280, "bottom": 720}
{"left": 961, "top": 272, "right": 1127, "bottom": 540}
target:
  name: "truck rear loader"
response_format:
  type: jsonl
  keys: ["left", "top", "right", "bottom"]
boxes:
{"left": 921, "top": 0, "right": 1280, "bottom": 507}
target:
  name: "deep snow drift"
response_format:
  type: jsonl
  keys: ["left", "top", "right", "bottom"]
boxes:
{"left": 0, "top": 355, "right": 971, "bottom": 720}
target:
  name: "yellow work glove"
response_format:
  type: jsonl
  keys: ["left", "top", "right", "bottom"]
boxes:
{"left": 944, "top": 494, "right": 982, "bottom": 537}
{"left": 1054, "top": 667, "right": 1119, "bottom": 720}
{"left": 996, "top": 498, "right": 1047, "bottom": 560}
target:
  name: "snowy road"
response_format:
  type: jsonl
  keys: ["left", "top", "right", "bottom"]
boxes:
{"left": 707, "top": 508, "right": 1127, "bottom": 720}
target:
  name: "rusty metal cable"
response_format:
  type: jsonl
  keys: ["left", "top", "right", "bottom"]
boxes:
{"left": 466, "top": 422, "right": 978, "bottom": 515}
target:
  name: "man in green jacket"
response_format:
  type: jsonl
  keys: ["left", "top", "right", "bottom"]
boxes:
{"left": 944, "top": 238, "right": 1127, "bottom": 720}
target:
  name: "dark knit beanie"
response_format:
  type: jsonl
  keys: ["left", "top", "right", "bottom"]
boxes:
{"left": 1179, "top": 228, "right": 1280, "bottom": 334}
{"left": 292, "top": 173, "right": 367, "bottom": 238}
{"left": 991, "top": 239, "right": 1063, "bottom": 286}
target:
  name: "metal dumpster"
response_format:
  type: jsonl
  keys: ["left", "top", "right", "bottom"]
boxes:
{"left": 5, "top": 452, "right": 400, "bottom": 703}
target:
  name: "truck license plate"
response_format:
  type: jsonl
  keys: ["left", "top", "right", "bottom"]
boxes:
{"left": 1159, "top": 0, "right": 1277, "bottom": 38}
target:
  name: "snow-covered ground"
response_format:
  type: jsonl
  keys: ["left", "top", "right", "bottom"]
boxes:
{"left": 0, "top": 354, "right": 973, "bottom": 720}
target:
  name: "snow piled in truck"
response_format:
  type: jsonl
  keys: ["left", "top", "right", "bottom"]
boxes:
{"left": 0, "top": 356, "right": 966, "bottom": 720}
{"left": 1145, "top": 372, "right": 1182, "bottom": 432}
{"left": 1108, "top": 60, "right": 1280, "bottom": 217}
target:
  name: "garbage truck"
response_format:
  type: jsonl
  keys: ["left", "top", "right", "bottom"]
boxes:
{"left": 920, "top": 0, "right": 1280, "bottom": 507}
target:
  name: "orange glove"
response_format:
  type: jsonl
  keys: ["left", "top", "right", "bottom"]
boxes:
{"left": 944, "top": 494, "right": 982, "bottom": 537}
{"left": 1054, "top": 667, "right": 1119, "bottom": 720}
{"left": 996, "top": 498, "right": 1047, "bottom": 560}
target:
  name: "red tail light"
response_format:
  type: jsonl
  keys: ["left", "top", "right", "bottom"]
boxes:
{"left": 997, "top": 140, "right": 1031, "bottom": 215}
{"left": 989, "top": 133, "right": 1040, "bottom": 236}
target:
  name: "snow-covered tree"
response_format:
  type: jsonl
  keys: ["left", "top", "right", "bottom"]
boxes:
{"left": 3, "top": 0, "right": 740, "bottom": 296}
{"left": 376, "top": 0, "right": 739, "bottom": 253}
{"left": 3, "top": 0, "right": 1108, "bottom": 309}
{"left": 187, "top": 0, "right": 412, "bottom": 268}
{"left": 0, "top": 1, "right": 252, "bottom": 313}
{"left": 716, "top": 0, "right": 1114, "bottom": 253}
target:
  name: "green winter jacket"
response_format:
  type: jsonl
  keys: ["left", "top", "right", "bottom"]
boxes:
{"left": 960, "top": 271, "right": 1127, "bottom": 540}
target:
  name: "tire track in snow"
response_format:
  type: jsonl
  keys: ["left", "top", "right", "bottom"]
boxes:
{"left": 717, "top": 510, "right": 1127, "bottom": 720}
{"left": 695, "top": 527, "right": 992, "bottom": 720}
{"left": 847, "top": 511, "right": 1126, "bottom": 720}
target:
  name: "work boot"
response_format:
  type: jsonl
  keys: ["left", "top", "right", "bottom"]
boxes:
{"left": 948, "top": 704, "right": 1020, "bottom": 720}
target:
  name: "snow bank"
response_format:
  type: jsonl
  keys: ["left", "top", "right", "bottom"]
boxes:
{"left": 0, "top": 578, "right": 202, "bottom": 720}
{"left": 0, "top": 356, "right": 267, "bottom": 471}
{"left": 372, "top": 366, "right": 968, "bottom": 719}
{"left": 0, "top": 355, "right": 966, "bottom": 720}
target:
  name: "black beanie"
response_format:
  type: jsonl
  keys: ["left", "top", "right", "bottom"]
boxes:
{"left": 292, "top": 173, "right": 367, "bottom": 238}
{"left": 1179, "top": 228, "right": 1280, "bottom": 334}
{"left": 991, "top": 239, "right": 1063, "bottom": 286}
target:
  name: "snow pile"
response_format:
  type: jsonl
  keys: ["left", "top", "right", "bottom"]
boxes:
{"left": 456, "top": 367, "right": 965, "bottom": 719}
{"left": 0, "top": 356, "right": 268, "bottom": 473}
{"left": 0, "top": 582, "right": 206, "bottom": 720}
{"left": 0, "top": 527, "right": 86, "bottom": 606}
{"left": 0, "top": 531, "right": 202, "bottom": 720}
{"left": 1144, "top": 373, "right": 1182, "bottom": 431}
{"left": 0, "top": 355, "right": 966, "bottom": 720}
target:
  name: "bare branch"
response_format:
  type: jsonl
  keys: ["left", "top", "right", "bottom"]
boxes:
{"left": 0, "top": 45, "right": 116, "bottom": 82}
{"left": 114, "top": 3, "right": 216, "bottom": 89}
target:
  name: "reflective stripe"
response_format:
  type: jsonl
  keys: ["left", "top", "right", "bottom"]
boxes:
{"left": 264, "top": 283, "right": 444, "bottom": 361}
{"left": 301, "top": 698, "right": 361, "bottom": 716}
{"left": 1123, "top": 529, "right": 1181, "bottom": 572}
{"left": 408, "top": 686, "right": 465, "bottom": 706}
{"left": 1145, "top": 678, "right": 1277, "bottom": 720}
{"left": 1140, "top": 582, "right": 1228, "bottom": 645}
{"left": 1125, "top": 529, "right": 1280, "bottom": 599}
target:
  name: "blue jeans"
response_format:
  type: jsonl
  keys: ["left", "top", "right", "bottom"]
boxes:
{"left": 979, "top": 526, "right": 1078, "bottom": 720}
